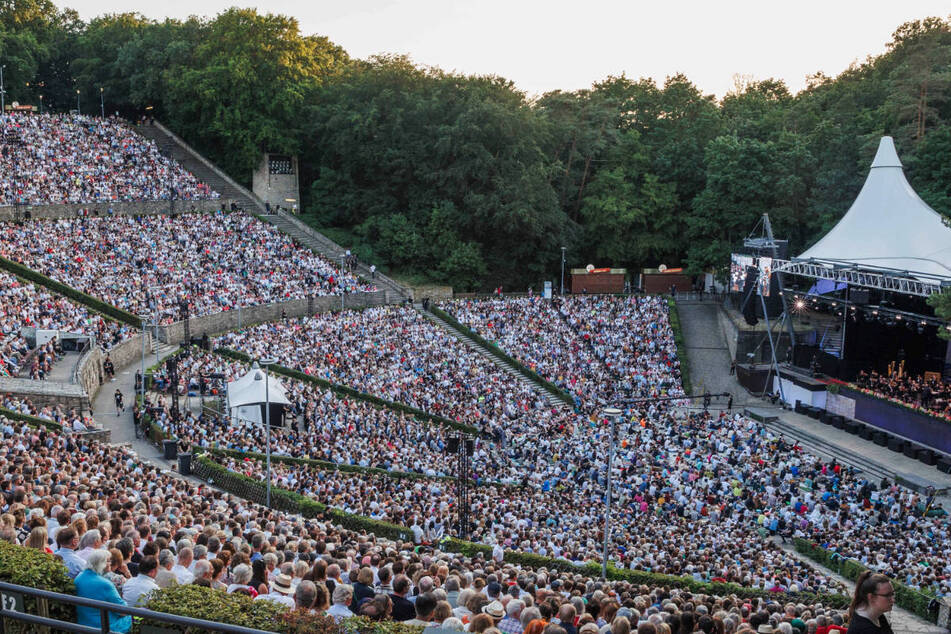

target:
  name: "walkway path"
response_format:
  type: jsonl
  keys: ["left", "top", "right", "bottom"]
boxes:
{"left": 774, "top": 539, "right": 945, "bottom": 633}
{"left": 676, "top": 300, "right": 753, "bottom": 406}
{"left": 91, "top": 342, "right": 180, "bottom": 470}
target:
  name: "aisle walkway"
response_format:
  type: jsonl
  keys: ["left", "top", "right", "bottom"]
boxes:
{"left": 91, "top": 343, "right": 179, "bottom": 470}
{"left": 775, "top": 539, "right": 945, "bottom": 633}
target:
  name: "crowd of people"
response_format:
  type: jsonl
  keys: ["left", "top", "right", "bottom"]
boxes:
{"left": 854, "top": 370, "right": 951, "bottom": 421}
{"left": 0, "top": 413, "right": 862, "bottom": 633}
{"left": 215, "top": 305, "right": 562, "bottom": 435}
{"left": 0, "top": 211, "right": 376, "bottom": 323}
{"left": 0, "top": 113, "right": 218, "bottom": 205}
{"left": 437, "top": 296, "right": 685, "bottom": 412}
{"left": 0, "top": 270, "right": 133, "bottom": 377}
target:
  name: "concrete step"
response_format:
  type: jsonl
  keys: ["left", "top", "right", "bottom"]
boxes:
{"left": 760, "top": 415, "right": 894, "bottom": 482}
{"left": 137, "top": 124, "right": 264, "bottom": 213}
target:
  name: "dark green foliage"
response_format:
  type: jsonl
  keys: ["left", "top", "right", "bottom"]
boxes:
{"left": 428, "top": 305, "right": 575, "bottom": 407}
{"left": 666, "top": 299, "right": 692, "bottom": 395}
{"left": 213, "top": 347, "right": 479, "bottom": 434}
{"left": 0, "top": 539, "right": 75, "bottom": 623}
{"left": 7, "top": 6, "right": 951, "bottom": 291}
{"left": 0, "top": 406, "right": 65, "bottom": 432}
{"left": 793, "top": 538, "right": 937, "bottom": 622}
{"left": 927, "top": 290, "right": 951, "bottom": 340}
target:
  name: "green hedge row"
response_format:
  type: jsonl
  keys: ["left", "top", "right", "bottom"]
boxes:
{"left": 442, "top": 537, "right": 847, "bottom": 607}
{"left": 0, "top": 255, "right": 141, "bottom": 327}
{"left": 0, "top": 539, "right": 75, "bottom": 624}
{"left": 195, "top": 453, "right": 848, "bottom": 609}
{"left": 206, "top": 447, "right": 466, "bottom": 485}
{"left": 427, "top": 305, "right": 575, "bottom": 408}
{"left": 793, "top": 538, "right": 936, "bottom": 622}
{"left": 214, "top": 347, "right": 479, "bottom": 435}
{"left": 0, "top": 406, "right": 66, "bottom": 432}
{"left": 144, "top": 584, "right": 424, "bottom": 634}
{"left": 194, "top": 454, "right": 414, "bottom": 542}
{"left": 666, "top": 298, "right": 693, "bottom": 396}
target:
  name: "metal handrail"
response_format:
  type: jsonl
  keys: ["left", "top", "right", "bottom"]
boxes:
{"left": 0, "top": 579, "right": 274, "bottom": 634}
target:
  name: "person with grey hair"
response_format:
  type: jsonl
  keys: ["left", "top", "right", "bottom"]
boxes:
{"left": 155, "top": 549, "right": 178, "bottom": 589}
{"left": 327, "top": 583, "right": 354, "bottom": 622}
{"left": 295, "top": 580, "right": 318, "bottom": 611}
{"left": 521, "top": 606, "right": 541, "bottom": 630}
{"left": 442, "top": 617, "right": 465, "bottom": 631}
{"left": 227, "top": 563, "right": 254, "bottom": 595}
{"left": 172, "top": 547, "right": 195, "bottom": 584}
{"left": 192, "top": 559, "right": 213, "bottom": 583}
{"left": 76, "top": 529, "right": 102, "bottom": 561}
{"left": 189, "top": 544, "right": 207, "bottom": 572}
{"left": 498, "top": 598, "right": 524, "bottom": 634}
{"left": 74, "top": 550, "right": 132, "bottom": 633}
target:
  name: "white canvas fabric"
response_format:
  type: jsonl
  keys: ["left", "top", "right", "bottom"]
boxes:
{"left": 798, "top": 136, "right": 951, "bottom": 281}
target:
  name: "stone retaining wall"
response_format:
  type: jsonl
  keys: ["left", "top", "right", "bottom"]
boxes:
{"left": 156, "top": 291, "right": 389, "bottom": 344}
{"left": 0, "top": 199, "right": 226, "bottom": 222}
{"left": 0, "top": 377, "right": 89, "bottom": 413}
{"left": 76, "top": 334, "right": 149, "bottom": 403}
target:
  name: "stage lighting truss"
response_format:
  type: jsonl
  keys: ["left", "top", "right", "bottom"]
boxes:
{"left": 772, "top": 258, "right": 948, "bottom": 298}
{"left": 787, "top": 291, "right": 946, "bottom": 329}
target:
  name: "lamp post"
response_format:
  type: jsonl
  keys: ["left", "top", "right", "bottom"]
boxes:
{"left": 38, "top": 95, "right": 42, "bottom": 115}
{"left": 75, "top": 89, "right": 80, "bottom": 114}
{"left": 260, "top": 357, "right": 277, "bottom": 507}
{"left": 100, "top": 87, "right": 104, "bottom": 118}
{"left": 601, "top": 407, "right": 622, "bottom": 579}
{"left": 0, "top": 65, "right": 5, "bottom": 114}
{"left": 599, "top": 392, "right": 729, "bottom": 580}
{"left": 560, "top": 247, "right": 567, "bottom": 295}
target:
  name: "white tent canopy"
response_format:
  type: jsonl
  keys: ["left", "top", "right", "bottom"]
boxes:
{"left": 798, "top": 136, "right": 951, "bottom": 281}
{"left": 226, "top": 367, "right": 291, "bottom": 425}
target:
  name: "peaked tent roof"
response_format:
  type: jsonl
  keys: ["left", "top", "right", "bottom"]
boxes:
{"left": 226, "top": 368, "right": 291, "bottom": 409}
{"left": 798, "top": 136, "right": 951, "bottom": 281}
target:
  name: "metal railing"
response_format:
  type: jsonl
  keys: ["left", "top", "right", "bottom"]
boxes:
{"left": 0, "top": 579, "right": 273, "bottom": 633}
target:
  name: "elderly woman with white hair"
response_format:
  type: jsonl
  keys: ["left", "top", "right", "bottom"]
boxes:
{"left": 226, "top": 563, "right": 257, "bottom": 597}
{"left": 74, "top": 549, "right": 132, "bottom": 633}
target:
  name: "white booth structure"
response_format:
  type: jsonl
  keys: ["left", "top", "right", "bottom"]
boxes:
{"left": 226, "top": 366, "right": 291, "bottom": 426}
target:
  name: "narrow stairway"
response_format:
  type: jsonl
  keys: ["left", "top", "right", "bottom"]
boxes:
{"left": 417, "top": 304, "right": 569, "bottom": 412}
{"left": 264, "top": 211, "right": 409, "bottom": 303}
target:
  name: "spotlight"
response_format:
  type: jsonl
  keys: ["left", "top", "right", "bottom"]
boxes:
{"left": 794, "top": 300, "right": 806, "bottom": 311}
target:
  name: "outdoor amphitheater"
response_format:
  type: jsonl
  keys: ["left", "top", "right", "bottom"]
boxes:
{"left": 0, "top": 17, "right": 950, "bottom": 634}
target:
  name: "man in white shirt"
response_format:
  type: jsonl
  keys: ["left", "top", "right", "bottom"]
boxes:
{"left": 122, "top": 556, "right": 160, "bottom": 607}
{"left": 172, "top": 547, "right": 195, "bottom": 585}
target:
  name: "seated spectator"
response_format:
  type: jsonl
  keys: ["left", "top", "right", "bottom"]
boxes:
{"left": 74, "top": 549, "right": 132, "bottom": 633}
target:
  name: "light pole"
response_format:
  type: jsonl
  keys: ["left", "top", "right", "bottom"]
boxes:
{"left": 260, "top": 357, "right": 277, "bottom": 507}
{"left": 0, "top": 65, "right": 5, "bottom": 114}
{"left": 75, "top": 89, "right": 80, "bottom": 114}
{"left": 601, "top": 407, "right": 622, "bottom": 579}
{"left": 560, "top": 247, "right": 567, "bottom": 295}
{"left": 100, "top": 87, "right": 104, "bottom": 118}
{"left": 38, "top": 95, "right": 42, "bottom": 115}
{"left": 598, "top": 392, "right": 729, "bottom": 580}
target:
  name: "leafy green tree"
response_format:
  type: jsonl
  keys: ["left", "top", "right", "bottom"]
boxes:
{"left": 927, "top": 290, "right": 951, "bottom": 340}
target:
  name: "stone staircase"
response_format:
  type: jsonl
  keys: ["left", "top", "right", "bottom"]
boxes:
{"left": 418, "top": 304, "right": 569, "bottom": 412}
{"left": 756, "top": 412, "right": 895, "bottom": 482}
{"left": 136, "top": 121, "right": 266, "bottom": 213}
{"left": 263, "top": 211, "right": 410, "bottom": 303}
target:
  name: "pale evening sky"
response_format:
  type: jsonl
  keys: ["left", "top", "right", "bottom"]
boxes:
{"left": 55, "top": 0, "right": 951, "bottom": 99}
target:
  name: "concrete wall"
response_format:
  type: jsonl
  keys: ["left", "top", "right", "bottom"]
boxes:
{"left": 156, "top": 291, "right": 388, "bottom": 344}
{"left": 77, "top": 334, "right": 149, "bottom": 403}
{"left": 252, "top": 154, "right": 300, "bottom": 209}
{"left": 0, "top": 377, "right": 89, "bottom": 413}
{"left": 408, "top": 285, "right": 454, "bottom": 302}
{"left": 0, "top": 199, "right": 226, "bottom": 222}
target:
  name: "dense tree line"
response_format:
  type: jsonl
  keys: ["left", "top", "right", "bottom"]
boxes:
{"left": 3, "top": 1, "right": 951, "bottom": 289}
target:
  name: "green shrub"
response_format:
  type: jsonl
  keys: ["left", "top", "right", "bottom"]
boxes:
{"left": 214, "top": 347, "right": 478, "bottom": 434}
{"left": 428, "top": 305, "right": 575, "bottom": 407}
{"left": 0, "top": 539, "right": 75, "bottom": 624}
{"left": 143, "top": 584, "right": 288, "bottom": 630}
{"left": 666, "top": 298, "right": 692, "bottom": 396}
{"left": 0, "top": 255, "right": 140, "bottom": 327}
{"left": 0, "top": 407, "right": 64, "bottom": 432}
